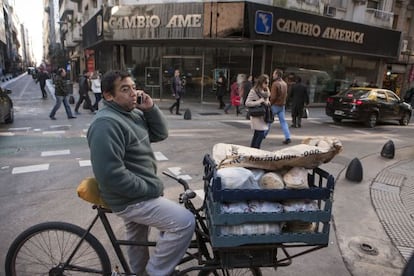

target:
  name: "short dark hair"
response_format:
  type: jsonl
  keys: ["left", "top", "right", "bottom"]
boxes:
{"left": 101, "top": 70, "right": 131, "bottom": 96}
{"left": 273, "top": 69, "right": 283, "bottom": 78}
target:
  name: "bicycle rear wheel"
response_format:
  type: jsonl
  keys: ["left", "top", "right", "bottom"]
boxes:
{"left": 198, "top": 267, "right": 262, "bottom": 276}
{"left": 5, "top": 221, "right": 112, "bottom": 276}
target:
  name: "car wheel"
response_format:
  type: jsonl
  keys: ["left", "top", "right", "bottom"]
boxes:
{"left": 333, "top": 117, "right": 342, "bottom": 123}
{"left": 366, "top": 113, "right": 377, "bottom": 128}
{"left": 399, "top": 112, "right": 411, "bottom": 126}
{"left": 5, "top": 108, "right": 14, "bottom": 124}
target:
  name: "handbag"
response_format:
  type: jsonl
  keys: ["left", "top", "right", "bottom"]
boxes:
{"left": 248, "top": 90, "right": 268, "bottom": 117}
{"left": 248, "top": 104, "right": 266, "bottom": 117}
{"left": 302, "top": 107, "right": 309, "bottom": 119}
{"left": 69, "top": 95, "right": 75, "bottom": 104}
{"left": 264, "top": 104, "right": 274, "bottom": 123}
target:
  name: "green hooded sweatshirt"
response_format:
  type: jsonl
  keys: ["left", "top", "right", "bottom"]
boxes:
{"left": 87, "top": 101, "right": 168, "bottom": 212}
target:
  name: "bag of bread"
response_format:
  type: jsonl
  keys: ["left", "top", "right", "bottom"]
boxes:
{"left": 212, "top": 136, "right": 342, "bottom": 171}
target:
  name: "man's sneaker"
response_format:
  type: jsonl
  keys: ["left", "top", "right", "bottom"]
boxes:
{"left": 282, "top": 139, "right": 291, "bottom": 145}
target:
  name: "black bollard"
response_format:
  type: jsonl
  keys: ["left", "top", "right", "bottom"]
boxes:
{"left": 346, "top": 157, "right": 363, "bottom": 183}
{"left": 184, "top": 108, "right": 192, "bottom": 120}
{"left": 381, "top": 140, "right": 395, "bottom": 159}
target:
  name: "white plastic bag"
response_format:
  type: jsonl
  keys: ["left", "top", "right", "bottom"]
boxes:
{"left": 216, "top": 167, "right": 260, "bottom": 189}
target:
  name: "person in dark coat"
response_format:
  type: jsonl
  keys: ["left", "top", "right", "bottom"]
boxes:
{"left": 36, "top": 67, "right": 49, "bottom": 99}
{"left": 49, "top": 68, "right": 76, "bottom": 120}
{"left": 289, "top": 76, "right": 309, "bottom": 128}
{"left": 216, "top": 72, "right": 227, "bottom": 109}
{"left": 74, "top": 70, "right": 95, "bottom": 114}
{"left": 169, "top": 69, "right": 184, "bottom": 115}
{"left": 404, "top": 87, "right": 414, "bottom": 108}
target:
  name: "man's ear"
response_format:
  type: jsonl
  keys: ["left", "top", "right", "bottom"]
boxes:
{"left": 103, "top": 91, "right": 113, "bottom": 101}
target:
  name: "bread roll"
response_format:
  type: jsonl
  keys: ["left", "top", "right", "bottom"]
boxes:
{"left": 283, "top": 167, "right": 309, "bottom": 189}
{"left": 259, "top": 172, "right": 285, "bottom": 189}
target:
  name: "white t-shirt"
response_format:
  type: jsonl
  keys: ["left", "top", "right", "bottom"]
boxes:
{"left": 91, "top": 78, "right": 101, "bottom": 93}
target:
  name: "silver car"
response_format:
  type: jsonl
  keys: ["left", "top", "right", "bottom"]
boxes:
{"left": 0, "top": 87, "right": 13, "bottom": 123}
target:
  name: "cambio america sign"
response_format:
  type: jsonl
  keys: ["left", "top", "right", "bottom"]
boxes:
{"left": 249, "top": 3, "right": 401, "bottom": 59}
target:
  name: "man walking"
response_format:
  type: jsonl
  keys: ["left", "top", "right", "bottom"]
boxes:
{"left": 74, "top": 70, "right": 95, "bottom": 114}
{"left": 36, "top": 67, "right": 49, "bottom": 99}
{"left": 169, "top": 69, "right": 184, "bottom": 115}
{"left": 269, "top": 69, "right": 291, "bottom": 144}
{"left": 290, "top": 76, "right": 309, "bottom": 128}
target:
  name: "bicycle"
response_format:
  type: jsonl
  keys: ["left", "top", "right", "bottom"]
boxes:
{"left": 5, "top": 154, "right": 335, "bottom": 276}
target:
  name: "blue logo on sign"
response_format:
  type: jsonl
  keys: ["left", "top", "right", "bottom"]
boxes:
{"left": 255, "top": 10, "right": 273, "bottom": 35}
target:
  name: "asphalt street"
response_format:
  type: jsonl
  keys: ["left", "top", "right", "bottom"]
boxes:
{"left": 1, "top": 74, "right": 413, "bottom": 275}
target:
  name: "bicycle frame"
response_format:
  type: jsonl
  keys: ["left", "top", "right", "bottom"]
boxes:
{"left": 72, "top": 197, "right": 216, "bottom": 275}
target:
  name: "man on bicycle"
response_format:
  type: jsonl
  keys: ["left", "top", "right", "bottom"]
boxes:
{"left": 87, "top": 70, "right": 195, "bottom": 276}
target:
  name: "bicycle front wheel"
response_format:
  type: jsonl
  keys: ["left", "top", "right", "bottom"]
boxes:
{"left": 5, "top": 221, "right": 112, "bottom": 276}
{"left": 198, "top": 267, "right": 262, "bottom": 276}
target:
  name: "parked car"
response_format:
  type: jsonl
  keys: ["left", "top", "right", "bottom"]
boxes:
{"left": 27, "top": 66, "right": 37, "bottom": 79}
{"left": 0, "top": 87, "right": 13, "bottom": 124}
{"left": 326, "top": 87, "right": 412, "bottom": 128}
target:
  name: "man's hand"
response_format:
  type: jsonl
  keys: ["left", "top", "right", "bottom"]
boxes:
{"left": 136, "top": 90, "right": 154, "bottom": 111}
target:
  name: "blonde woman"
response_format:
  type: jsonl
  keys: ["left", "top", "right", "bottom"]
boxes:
{"left": 245, "top": 74, "right": 271, "bottom": 149}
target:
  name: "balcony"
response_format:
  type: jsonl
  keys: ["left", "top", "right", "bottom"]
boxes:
{"left": 365, "top": 8, "right": 393, "bottom": 28}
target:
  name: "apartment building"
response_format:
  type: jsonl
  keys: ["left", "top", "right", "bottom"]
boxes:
{"left": 58, "top": 0, "right": 413, "bottom": 103}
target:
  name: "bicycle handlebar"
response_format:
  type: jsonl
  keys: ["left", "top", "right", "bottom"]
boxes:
{"left": 162, "top": 171, "right": 196, "bottom": 200}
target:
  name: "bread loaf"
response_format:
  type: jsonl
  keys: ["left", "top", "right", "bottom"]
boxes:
{"left": 259, "top": 172, "right": 285, "bottom": 189}
{"left": 283, "top": 167, "right": 309, "bottom": 189}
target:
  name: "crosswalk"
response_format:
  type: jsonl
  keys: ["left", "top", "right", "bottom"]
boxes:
{"left": 8, "top": 148, "right": 192, "bottom": 181}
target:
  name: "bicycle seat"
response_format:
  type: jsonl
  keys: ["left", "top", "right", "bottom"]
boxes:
{"left": 77, "top": 177, "right": 110, "bottom": 209}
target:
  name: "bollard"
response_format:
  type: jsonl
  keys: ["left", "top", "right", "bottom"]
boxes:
{"left": 184, "top": 108, "right": 191, "bottom": 120}
{"left": 346, "top": 157, "right": 363, "bottom": 183}
{"left": 381, "top": 140, "right": 395, "bottom": 159}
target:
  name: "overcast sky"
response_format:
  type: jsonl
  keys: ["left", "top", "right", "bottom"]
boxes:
{"left": 14, "top": 0, "right": 44, "bottom": 65}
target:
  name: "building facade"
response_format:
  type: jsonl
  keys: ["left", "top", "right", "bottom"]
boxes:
{"left": 59, "top": 0, "right": 413, "bottom": 103}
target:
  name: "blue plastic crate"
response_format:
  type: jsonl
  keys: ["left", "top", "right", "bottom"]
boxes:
{"left": 202, "top": 155, "right": 335, "bottom": 248}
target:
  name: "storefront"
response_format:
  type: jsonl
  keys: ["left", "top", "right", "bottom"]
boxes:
{"left": 82, "top": 1, "right": 401, "bottom": 104}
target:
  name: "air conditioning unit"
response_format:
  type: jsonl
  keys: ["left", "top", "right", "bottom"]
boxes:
{"left": 324, "top": 6, "right": 336, "bottom": 17}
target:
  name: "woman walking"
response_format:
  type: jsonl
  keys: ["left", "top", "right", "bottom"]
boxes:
{"left": 245, "top": 74, "right": 271, "bottom": 149}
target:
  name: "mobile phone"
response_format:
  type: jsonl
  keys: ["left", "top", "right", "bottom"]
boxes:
{"left": 137, "top": 95, "right": 143, "bottom": 104}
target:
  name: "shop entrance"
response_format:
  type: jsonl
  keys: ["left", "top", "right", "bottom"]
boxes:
{"left": 161, "top": 56, "right": 206, "bottom": 102}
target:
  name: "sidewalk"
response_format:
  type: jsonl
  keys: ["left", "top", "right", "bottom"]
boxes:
{"left": 334, "top": 146, "right": 414, "bottom": 275}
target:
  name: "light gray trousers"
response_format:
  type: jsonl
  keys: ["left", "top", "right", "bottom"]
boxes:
{"left": 116, "top": 197, "right": 195, "bottom": 276}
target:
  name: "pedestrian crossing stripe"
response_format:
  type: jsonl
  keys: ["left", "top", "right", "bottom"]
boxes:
{"left": 79, "top": 160, "right": 91, "bottom": 167}
{"left": 8, "top": 127, "right": 31, "bottom": 132}
{"left": 12, "top": 164, "right": 49, "bottom": 174}
{"left": 0, "top": 132, "right": 14, "bottom": 136}
{"left": 41, "top": 149, "right": 71, "bottom": 157}
{"left": 154, "top": 151, "right": 168, "bottom": 161}
{"left": 42, "top": 130, "right": 66, "bottom": 135}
